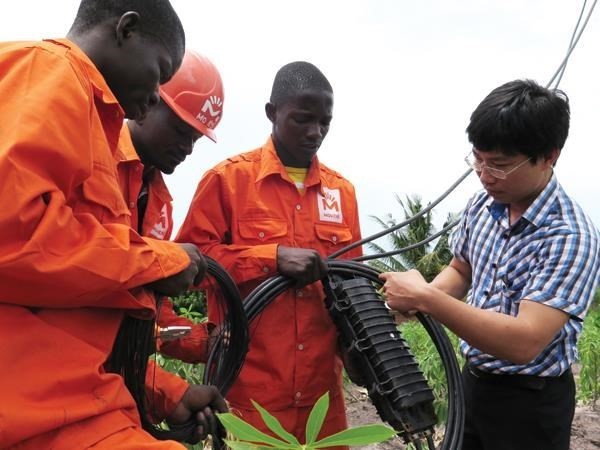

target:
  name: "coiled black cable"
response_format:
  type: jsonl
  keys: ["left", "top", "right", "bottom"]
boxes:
{"left": 158, "top": 256, "right": 249, "bottom": 444}
{"left": 202, "top": 256, "right": 249, "bottom": 394}
{"left": 107, "top": 311, "right": 175, "bottom": 441}
{"left": 243, "top": 260, "right": 463, "bottom": 450}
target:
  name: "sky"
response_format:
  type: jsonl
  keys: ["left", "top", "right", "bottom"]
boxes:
{"left": 2, "top": 1, "right": 599, "bottom": 247}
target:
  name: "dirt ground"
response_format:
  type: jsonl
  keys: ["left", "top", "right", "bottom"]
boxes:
{"left": 344, "top": 384, "right": 600, "bottom": 450}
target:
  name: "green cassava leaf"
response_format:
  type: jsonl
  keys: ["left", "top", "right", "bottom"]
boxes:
{"left": 223, "top": 440, "right": 277, "bottom": 450}
{"left": 304, "top": 392, "right": 329, "bottom": 444}
{"left": 251, "top": 399, "right": 301, "bottom": 445}
{"left": 216, "top": 413, "right": 297, "bottom": 449}
{"left": 312, "top": 424, "right": 397, "bottom": 448}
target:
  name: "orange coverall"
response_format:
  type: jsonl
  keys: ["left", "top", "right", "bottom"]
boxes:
{"left": 116, "top": 125, "right": 211, "bottom": 363}
{"left": 0, "top": 39, "right": 189, "bottom": 449}
{"left": 176, "top": 137, "right": 362, "bottom": 441}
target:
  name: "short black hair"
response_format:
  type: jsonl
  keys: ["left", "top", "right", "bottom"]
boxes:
{"left": 270, "top": 61, "right": 333, "bottom": 105}
{"left": 466, "top": 79, "right": 570, "bottom": 161}
{"left": 70, "top": 0, "right": 185, "bottom": 62}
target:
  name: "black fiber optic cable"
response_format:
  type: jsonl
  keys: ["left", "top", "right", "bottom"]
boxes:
{"left": 351, "top": 219, "right": 460, "bottom": 263}
{"left": 328, "top": 169, "right": 472, "bottom": 260}
{"left": 243, "top": 260, "right": 463, "bottom": 450}
{"left": 202, "top": 256, "right": 249, "bottom": 394}
{"left": 165, "top": 256, "right": 249, "bottom": 445}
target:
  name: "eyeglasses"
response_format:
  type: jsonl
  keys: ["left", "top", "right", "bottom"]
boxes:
{"left": 464, "top": 152, "right": 532, "bottom": 180}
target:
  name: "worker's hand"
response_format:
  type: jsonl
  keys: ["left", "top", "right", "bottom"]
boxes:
{"left": 276, "top": 246, "right": 328, "bottom": 288}
{"left": 168, "top": 384, "right": 228, "bottom": 443}
{"left": 379, "top": 270, "right": 428, "bottom": 316}
{"left": 146, "top": 243, "right": 207, "bottom": 296}
{"left": 207, "top": 324, "right": 229, "bottom": 356}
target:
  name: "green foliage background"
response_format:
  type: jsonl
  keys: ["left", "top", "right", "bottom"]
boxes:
{"left": 577, "top": 290, "right": 600, "bottom": 407}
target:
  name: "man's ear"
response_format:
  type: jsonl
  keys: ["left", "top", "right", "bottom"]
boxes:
{"left": 115, "top": 11, "right": 140, "bottom": 45}
{"left": 265, "top": 102, "right": 276, "bottom": 123}
{"left": 547, "top": 147, "right": 561, "bottom": 168}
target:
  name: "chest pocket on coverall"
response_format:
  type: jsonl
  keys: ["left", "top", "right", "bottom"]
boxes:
{"left": 238, "top": 218, "right": 289, "bottom": 244}
{"left": 315, "top": 222, "right": 353, "bottom": 252}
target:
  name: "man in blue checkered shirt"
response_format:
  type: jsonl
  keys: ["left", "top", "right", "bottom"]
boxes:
{"left": 381, "top": 79, "right": 600, "bottom": 450}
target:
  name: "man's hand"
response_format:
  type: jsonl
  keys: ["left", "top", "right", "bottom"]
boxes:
{"left": 379, "top": 270, "right": 429, "bottom": 316}
{"left": 276, "top": 246, "right": 327, "bottom": 287}
{"left": 146, "top": 243, "right": 207, "bottom": 296}
{"left": 207, "top": 324, "right": 229, "bottom": 356}
{"left": 168, "top": 385, "right": 228, "bottom": 443}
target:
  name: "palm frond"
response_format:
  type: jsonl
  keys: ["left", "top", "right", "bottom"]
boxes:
{"left": 369, "top": 194, "right": 456, "bottom": 280}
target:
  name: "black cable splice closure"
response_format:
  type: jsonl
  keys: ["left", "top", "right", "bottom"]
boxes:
{"left": 244, "top": 260, "right": 464, "bottom": 449}
{"left": 324, "top": 275, "right": 437, "bottom": 443}
{"left": 326, "top": 260, "right": 464, "bottom": 450}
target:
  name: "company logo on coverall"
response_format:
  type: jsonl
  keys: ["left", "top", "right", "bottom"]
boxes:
{"left": 150, "top": 204, "right": 169, "bottom": 239}
{"left": 196, "top": 96, "right": 223, "bottom": 129}
{"left": 318, "top": 188, "right": 343, "bottom": 223}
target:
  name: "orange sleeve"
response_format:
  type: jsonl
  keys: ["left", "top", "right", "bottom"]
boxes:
{"left": 157, "top": 298, "right": 212, "bottom": 364}
{"left": 176, "top": 169, "right": 279, "bottom": 284}
{"left": 343, "top": 183, "right": 363, "bottom": 260}
{"left": 0, "top": 45, "right": 188, "bottom": 308}
{"left": 145, "top": 359, "right": 189, "bottom": 422}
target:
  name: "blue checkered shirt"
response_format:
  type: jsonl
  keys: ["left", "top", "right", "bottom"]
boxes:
{"left": 451, "top": 175, "right": 600, "bottom": 376}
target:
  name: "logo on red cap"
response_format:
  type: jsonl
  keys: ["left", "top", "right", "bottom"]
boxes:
{"left": 196, "top": 96, "right": 223, "bottom": 129}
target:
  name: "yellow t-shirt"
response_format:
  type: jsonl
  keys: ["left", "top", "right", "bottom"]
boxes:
{"left": 285, "top": 166, "right": 308, "bottom": 195}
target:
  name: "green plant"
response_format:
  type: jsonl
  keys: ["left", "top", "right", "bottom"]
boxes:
{"left": 577, "top": 299, "right": 600, "bottom": 407}
{"left": 154, "top": 353, "right": 205, "bottom": 385}
{"left": 217, "top": 392, "right": 397, "bottom": 449}
{"left": 591, "top": 287, "right": 600, "bottom": 309}
{"left": 170, "top": 290, "right": 207, "bottom": 323}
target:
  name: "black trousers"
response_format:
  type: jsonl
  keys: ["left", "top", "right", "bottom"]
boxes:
{"left": 461, "top": 365, "right": 575, "bottom": 450}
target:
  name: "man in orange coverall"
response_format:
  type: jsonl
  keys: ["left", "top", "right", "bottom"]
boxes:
{"left": 0, "top": 1, "right": 225, "bottom": 449}
{"left": 176, "top": 61, "right": 363, "bottom": 445}
{"left": 117, "top": 49, "right": 225, "bottom": 363}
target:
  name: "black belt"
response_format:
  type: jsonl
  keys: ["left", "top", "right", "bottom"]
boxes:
{"left": 466, "top": 365, "right": 571, "bottom": 391}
